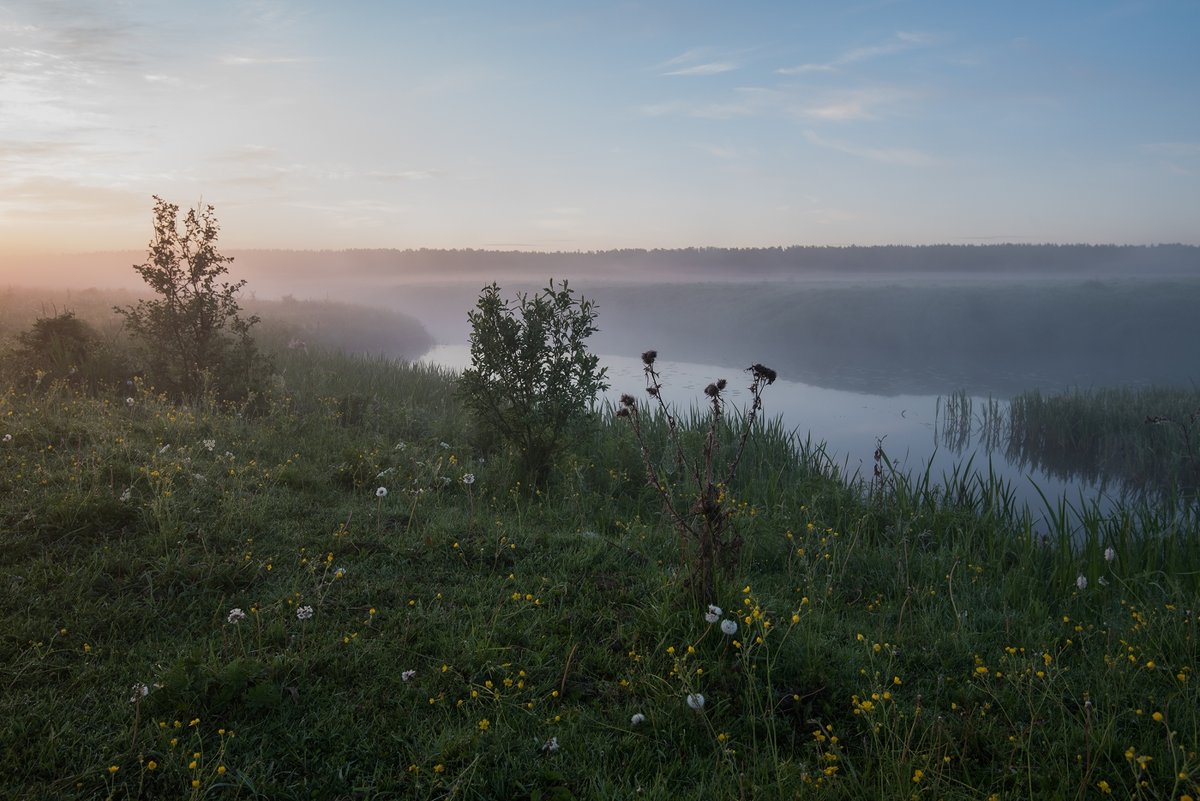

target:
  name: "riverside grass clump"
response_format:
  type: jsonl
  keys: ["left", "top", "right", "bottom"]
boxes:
{"left": 937, "top": 386, "right": 1200, "bottom": 499}
{"left": 2, "top": 333, "right": 1200, "bottom": 799}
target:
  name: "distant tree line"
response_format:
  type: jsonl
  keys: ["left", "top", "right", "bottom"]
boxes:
{"left": 232, "top": 244, "right": 1198, "bottom": 281}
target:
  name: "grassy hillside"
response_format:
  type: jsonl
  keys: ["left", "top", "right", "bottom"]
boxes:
{"left": 1, "top": 328, "right": 1198, "bottom": 799}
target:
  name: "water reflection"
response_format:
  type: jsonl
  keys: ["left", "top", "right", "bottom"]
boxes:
{"left": 419, "top": 344, "right": 1124, "bottom": 513}
{"left": 935, "top": 391, "right": 1199, "bottom": 502}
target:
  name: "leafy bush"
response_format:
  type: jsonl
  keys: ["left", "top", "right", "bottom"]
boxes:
{"left": 2, "top": 311, "right": 130, "bottom": 391}
{"left": 459, "top": 280, "right": 608, "bottom": 484}
{"left": 114, "top": 196, "right": 268, "bottom": 401}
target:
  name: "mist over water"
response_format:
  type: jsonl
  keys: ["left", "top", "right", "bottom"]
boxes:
{"left": 5, "top": 246, "right": 1197, "bottom": 515}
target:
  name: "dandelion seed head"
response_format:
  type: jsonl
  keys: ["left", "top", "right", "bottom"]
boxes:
{"left": 1076, "top": 574, "right": 1088, "bottom": 591}
{"left": 375, "top": 486, "right": 388, "bottom": 498}
{"left": 704, "top": 604, "right": 722, "bottom": 624}
{"left": 125, "top": 397, "right": 135, "bottom": 407}
{"left": 1104, "top": 546, "right": 1116, "bottom": 562}
{"left": 631, "top": 713, "right": 646, "bottom": 726}
{"left": 720, "top": 619, "right": 738, "bottom": 636}
{"left": 686, "top": 693, "right": 705, "bottom": 710}
{"left": 462, "top": 473, "right": 476, "bottom": 485}
{"left": 226, "top": 608, "right": 246, "bottom": 624}
{"left": 1, "top": 433, "right": 11, "bottom": 443}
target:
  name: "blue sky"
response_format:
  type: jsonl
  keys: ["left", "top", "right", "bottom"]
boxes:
{"left": 1, "top": 0, "right": 1197, "bottom": 254}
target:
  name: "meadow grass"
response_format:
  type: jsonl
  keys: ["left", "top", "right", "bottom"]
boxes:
{"left": 1, "top": 346, "right": 1198, "bottom": 800}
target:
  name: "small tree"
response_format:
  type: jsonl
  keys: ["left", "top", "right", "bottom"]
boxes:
{"left": 115, "top": 196, "right": 265, "bottom": 400}
{"left": 460, "top": 280, "right": 608, "bottom": 484}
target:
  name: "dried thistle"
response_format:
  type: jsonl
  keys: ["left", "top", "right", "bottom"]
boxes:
{"left": 641, "top": 350, "right": 657, "bottom": 366}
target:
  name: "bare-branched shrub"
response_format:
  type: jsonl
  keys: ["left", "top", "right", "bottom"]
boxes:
{"left": 618, "top": 350, "right": 776, "bottom": 600}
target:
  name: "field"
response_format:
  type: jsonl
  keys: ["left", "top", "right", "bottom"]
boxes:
{"left": 1, "top": 300, "right": 1199, "bottom": 800}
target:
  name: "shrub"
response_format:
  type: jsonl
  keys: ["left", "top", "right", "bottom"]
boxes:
{"left": 115, "top": 196, "right": 268, "bottom": 401}
{"left": 2, "top": 311, "right": 130, "bottom": 391}
{"left": 459, "top": 280, "right": 608, "bottom": 484}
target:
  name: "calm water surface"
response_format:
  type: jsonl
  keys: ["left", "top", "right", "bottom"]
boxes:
{"left": 420, "top": 344, "right": 1107, "bottom": 516}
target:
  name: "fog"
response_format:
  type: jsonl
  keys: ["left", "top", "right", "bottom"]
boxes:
{"left": 3, "top": 244, "right": 1198, "bottom": 398}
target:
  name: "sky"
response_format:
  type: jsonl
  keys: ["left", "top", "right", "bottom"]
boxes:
{"left": 1, "top": 0, "right": 1198, "bottom": 256}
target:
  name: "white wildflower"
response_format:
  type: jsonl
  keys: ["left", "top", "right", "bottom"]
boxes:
{"left": 2, "top": 433, "right": 11, "bottom": 443}
{"left": 202, "top": 439, "right": 216, "bottom": 452}
{"left": 296, "top": 605, "right": 314, "bottom": 620}
{"left": 720, "top": 619, "right": 738, "bottom": 636}
{"left": 158, "top": 444, "right": 170, "bottom": 454}
{"left": 439, "top": 441, "right": 450, "bottom": 449}
{"left": 1104, "top": 546, "right": 1116, "bottom": 562}
{"left": 125, "top": 397, "right": 135, "bottom": 407}
{"left": 401, "top": 669, "right": 417, "bottom": 682}
{"left": 375, "top": 486, "right": 388, "bottom": 498}
{"left": 462, "top": 473, "right": 476, "bottom": 485}
{"left": 541, "top": 736, "right": 559, "bottom": 754}
{"left": 394, "top": 441, "right": 407, "bottom": 451}
{"left": 227, "top": 608, "right": 246, "bottom": 624}
{"left": 1098, "top": 575, "right": 1109, "bottom": 586}
{"left": 686, "top": 693, "right": 705, "bottom": 711}
{"left": 119, "top": 487, "right": 132, "bottom": 503}
{"left": 630, "top": 713, "right": 646, "bottom": 726}
{"left": 1076, "top": 574, "right": 1088, "bottom": 591}
{"left": 704, "top": 604, "right": 722, "bottom": 624}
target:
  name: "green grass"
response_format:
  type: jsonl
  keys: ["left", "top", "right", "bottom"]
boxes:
{"left": 1, "top": 345, "right": 1199, "bottom": 800}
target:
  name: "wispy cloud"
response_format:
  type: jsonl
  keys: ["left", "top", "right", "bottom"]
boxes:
{"left": 1142, "top": 141, "right": 1200, "bottom": 175}
{"left": 657, "top": 47, "right": 740, "bottom": 77}
{"left": 368, "top": 169, "right": 444, "bottom": 182}
{"left": 1142, "top": 141, "right": 1200, "bottom": 158}
{"left": 803, "top": 130, "right": 936, "bottom": 166}
{"left": 220, "top": 54, "right": 310, "bottom": 66}
{"left": 663, "top": 62, "right": 737, "bottom": 77}
{"left": 637, "top": 99, "right": 754, "bottom": 119}
{"left": 640, "top": 85, "right": 917, "bottom": 123}
{"left": 778, "top": 31, "right": 937, "bottom": 75}
{"left": 694, "top": 143, "right": 745, "bottom": 160}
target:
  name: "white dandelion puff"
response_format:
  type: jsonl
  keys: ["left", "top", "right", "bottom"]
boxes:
{"left": 704, "top": 604, "right": 722, "bottom": 624}
{"left": 226, "top": 608, "right": 246, "bottom": 624}
{"left": 1104, "top": 546, "right": 1116, "bottom": 562}
{"left": 401, "top": 669, "right": 417, "bottom": 682}
{"left": 375, "top": 486, "right": 388, "bottom": 498}
{"left": 686, "top": 693, "right": 705, "bottom": 710}
{"left": 2, "top": 433, "right": 11, "bottom": 443}
{"left": 1076, "top": 574, "right": 1088, "bottom": 591}
{"left": 129, "top": 683, "right": 149, "bottom": 703}
{"left": 125, "top": 397, "right": 135, "bottom": 407}
{"left": 630, "top": 713, "right": 646, "bottom": 726}
{"left": 720, "top": 619, "right": 738, "bottom": 636}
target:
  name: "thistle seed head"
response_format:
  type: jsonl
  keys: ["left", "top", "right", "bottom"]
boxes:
{"left": 641, "top": 350, "right": 657, "bottom": 366}
{"left": 620, "top": 393, "right": 636, "bottom": 407}
{"left": 750, "top": 363, "right": 778, "bottom": 385}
